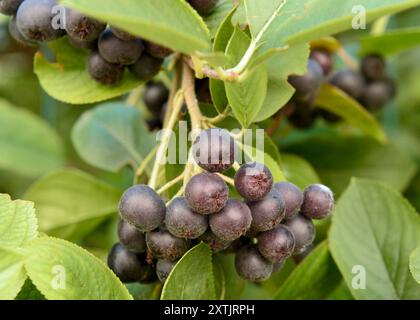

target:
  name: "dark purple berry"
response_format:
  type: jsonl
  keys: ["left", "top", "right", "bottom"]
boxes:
{"left": 283, "top": 214, "right": 315, "bottom": 255}
{"left": 293, "top": 243, "right": 314, "bottom": 264}
{"left": 156, "top": 259, "right": 177, "bottom": 283}
{"left": 130, "top": 53, "right": 163, "bottom": 81}
{"left": 310, "top": 48, "right": 333, "bottom": 76}
{"left": 247, "top": 189, "right": 285, "bottom": 232}
{"left": 0, "top": 0, "right": 23, "bottom": 15}
{"left": 145, "top": 41, "right": 172, "bottom": 59}
{"left": 288, "top": 59, "right": 323, "bottom": 103}
{"left": 273, "top": 182, "right": 303, "bottom": 220}
{"left": 199, "top": 230, "right": 231, "bottom": 252}
{"left": 119, "top": 184, "right": 166, "bottom": 232}
{"left": 257, "top": 225, "right": 295, "bottom": 263}
{"left": 98, "top": 29, "right": 143, "bottom": 65}
{"left": 146, "top": 230, "right": 190, "bottom": 261}
{"left": 187, "top": 0, "right": 218, "bottom": 16}
{"left": 330, "top": 70, "right": 365, "bottom": 100}
{"left": 209, "top": 199, "right": 252, "bottom": 241}
{"left": 69, "top": 37, "right": 97, "bottom": 50}
{"left": 196, "top": 78, "right": 213, "bottom": 104}
{"left": 16, "top": 0, "right": 65, "bottom": 42}
{"left": 234, "top": 162, "right": 273, "bottom": 202}
{"left": 64, "top": 8, "right": 105, "bottom": 42}
{"left": 142, "top": 82, "right": 168, "bottom": 115}
{"left": 301, "top": 184, "right": 334, "bottom": 220}
{"left": 87, "top": 50, "right": 124, "bottom": 86}
{"left": 185, "top": 172, "right": 229, "bottom": 215}
{"left": 192, "top": 128, "right": 235, "bottom": 173}
{"left": 361, "top": 54, "right": 386, "bottom": 82}
{"left": 118, "top": 220, "right": 146, "bottom": 253}
{"left": 360, "top": 79, "right": 395, "bottom": 111}
{"left": 110, "top": 26, "right": 136, "bottom": 41}
{"left": 8, "top": 15, "right": 36, "bottom": 46}
{"left": 107, "top": 243, "right": 146, "bottom": 283}
{"left": 288, "top": 101, "right": 317, "bottom": 129}
{"left": 235, "top": 245, "right": 273, "bottom": 282}
{"left": 166, "top": 197, "right": 208, "bottom": 239}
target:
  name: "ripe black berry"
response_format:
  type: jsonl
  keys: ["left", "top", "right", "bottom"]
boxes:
{"left": 185, "top": 172, "right": 229, "bottom": 214}
{"left": 257, "top": 225, "right": 295, "bottom": 263}
{"left": 187, "top": 0, "right": 218, "bottom": 16}
{"left": 8, "top": 15, "right": 36, "bottom": 46}
{"left": 98, "top": 29, "right": 143, "bottom": 65}
{"left": 209, "top": 199, "right": 252, "bottom": 241}
{"left": 156, "top": 259, "right": 177, "bottom": 282}
{"left": 199, "top": 230, "right": 232, "bottom": 252}
{"left": 360, "top": 79, "right": 395, "bottom": 111}
{"left": 272, "top": 182, "right": 303, "bottom": 220}
{"left": 192, "top": 128, "right": 235, "bottom": 173}
{"left": 234, "top": 162, "right": 273, "bottom": 202}
{"left": 283, "top": 214, "right": 315, "bottom": 254}
{"left": 145, "top": 41, "right": 172, "bottom": 59}
{"left": 235, "top": 245, "right": 273, "bottom": 282}
{"left": 119, "top": 184, "right": 166, "bottom": 232}
{"left": 143, "top": 82, "right": 169, "bottom": 115}
{"left": 87, "top": 50, "right": 124, "bottom": 86}
{"left": 196, "top": 78, "right": 213, "bottom": 104}
{"left": 330, "top": 70, "right": 365, "bottom": 100}
{"left": 64, "top": 8, "right": 105, "bottom": 42}
{"left": 146, "top": 229, "right": 190, "bottom": 261}
{"left": 110, "top": 26, "right": 136, "bottom": 41}
{"left": 118, "top": 220, "right": 146, "bottom": 253}
{"left": 166, "top": 197, "right": 208, "bottom": 239}
{"left": 301, "top": 184, "right": 334, "bottom": 220}
{"left": 361, "top": 54, "right": 386, "bottom": 82}
{"left": 0, "top": 0, "right": 23, "bottom": 15}
{"left": 288, "top": 101, "right": 317, "bottom": 129}
{"left": 107, "top": 243, "right": 147, "bottom": 283}
{"left": 130, "top": 53, "right": 163, "bottom": 81}
{"left": 310, "top": 48, "right": 333, "bottom": 76}
{"left": 16, "top": 0, "right": 65, "bottom": 42}
{"left": 247, "top": 189, "right": 285, "bottom": 232}
{"left": 288, "top": 59, "right": 323, "bottom": 103}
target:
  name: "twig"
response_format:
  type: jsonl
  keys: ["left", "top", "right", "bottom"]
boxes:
{"left": 135, "top": 145, "right": 159, "bottom": 180}
{"left": 337, "top": 47, "right": 359, "bottom": 70}
{"left": 216, "top": 173, "right": 235, "bottom": 186}
{"left": 156, "top": 172, "right": 185, "bottom": 195}
{"left": 182, "top": 62, "right": 202, "bottom": 138}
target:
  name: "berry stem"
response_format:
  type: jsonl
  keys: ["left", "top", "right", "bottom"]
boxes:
{"left": 135, "top": 145, "right": 159, "bottom": 182}
{"left": 156, "top": 172, "right": 185, "bottom": 195}
{"left": 126, "top": 87, "right": 143, "bottom": 106}
{"left": 163, "top": 61, "right": 183, "bottom": 128}
{"left": 337, "top": 47, "right": 359, "bottom": 70}
{"left": 148, "top": 89, "right": 185, "bottom": 189}
{"left": 182, "top": 61, "right": 203, "bottom": 138}
{"left": 216, "top": 173, "right": 235, "bottom": 187}
{"left": 202, "top": 107, "right": 231, "bottom": 124}
{"left": 266, "top": 113, "right": 284, "bottom": 136}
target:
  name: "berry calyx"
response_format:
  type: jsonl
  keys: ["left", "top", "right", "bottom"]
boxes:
{"left": 234, "top": 162, "right": 273, "bottom": 202}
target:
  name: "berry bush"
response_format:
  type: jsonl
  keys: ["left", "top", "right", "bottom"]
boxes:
{"left": 0, "top": 0, "right": 420, "bottom": 301}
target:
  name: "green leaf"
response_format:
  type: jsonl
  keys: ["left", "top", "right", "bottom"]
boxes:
{"left": 0, "top": 246, "right": 27, "bottom": 300}
{"left": 274, "top": 241, "right": 342, "bottom": 300}
{"left": 24, "top": 237, "right": 133, "bottom": 300}
{"left": 204, "top": 0, "right": 235, "bottom": 38}
{"left": 61, "top": 0, "right": 210, "bottom": 55}
{"left": 72, "top": 102, "right": 156, "bottom": 172}
{"left": 329, "top": 178, "right": 420, "bottom": 299}
{"left": 254, "top": 43, "right": 309, "bottom": 122}
{"left": 213, "top": 254, "right": 246, "bottom": 300}
{"left": 24, "top": 169, "right": 121, "bottom": 238}
{"left": 35, "top": 38, "right": 142, "bottom": 105}
{"left": 315, "top": 84, "right": 387, "bottom": 143}
{"left": 16, "top": 278, "right": 46, "bottom": 300}
{"left": 286, "top": 135, "right": 417, "bottom": 195}
{"left": 327, "top": 281, "right": 354, "bottom": 300}
{"left": 360, "top": 27, "right": 420, "bottom": 56}
{"left": 281, "top": 154, "right": 321, "bottom": 189}
{"left": 161, "top": 243, "right": 216, "bottom": 300}
{"left": 0, "top": 194, "right": 38, "bottom": 248}
{"left": 0, "top": 99, "right": 64, "bottom": 177}
{"left": 409, "top": 246, "right": 420, "bottom": 284}
{"left": 225, "top": 27, "right": 268, "bottom": 127}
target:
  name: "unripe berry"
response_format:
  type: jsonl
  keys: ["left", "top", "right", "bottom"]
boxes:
{"left": 272, "top": 182, "right": 304, "bottom": 220}
{"left": 235, "top": 245, "right": 273, "bottom": 282}
{"left": 192, "top": 128, "right": 235, "bottom": 173}
{"left": 301, "top": 184, "right": 334, "bottom": 220}
{"left": 118, "top": 220, "right": 146, "bottom": 253}
{"left": 166, "top": 197, "right": 208, "bottom": 239}
{"left": 146, "top": 230, "right": 190, "bottom": 261}
{"left": 119, "top": 184, "right": 166, "bottom": 232}
{"left": 234, "top": 162, "right": 273, "bottom": 202}
{"left": 209, "top": 199, "right": 252, "bottom": 241}
{"left": 257, "top": 225, "right": 295, "bottom": 263}
{"left": 185, "top": 172, "right": 229, "bottom": 214}
{"left": 283, "top": 214, "right": 315, "bottom": 255}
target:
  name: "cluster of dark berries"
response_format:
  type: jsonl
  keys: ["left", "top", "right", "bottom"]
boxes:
{"left": 1, "top": 0, "right": 218, "bottom": 87}
{"left": 108, "top": 128, "right": 335, "bottom": 284}
{"left": 284, "top": 47, "right": 396, "bottom": 128}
